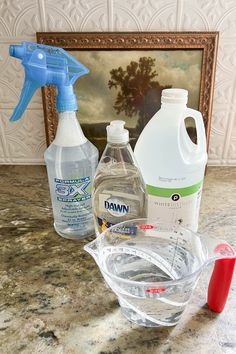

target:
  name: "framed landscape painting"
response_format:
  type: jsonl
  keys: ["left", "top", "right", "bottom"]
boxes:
{"left": 37, "top": 32, "right": 218, "bottom": 154}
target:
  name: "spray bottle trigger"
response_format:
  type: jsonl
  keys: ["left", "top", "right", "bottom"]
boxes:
{"left": 9, "top": 41, "right": 89, "bottom": 121}
{"left": 10, "top": 79, "right": 41, "bottom": 121}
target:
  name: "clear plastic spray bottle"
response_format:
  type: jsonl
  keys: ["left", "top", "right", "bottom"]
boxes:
{"left": 9, "top": 42, "right": 98, "bottom": 239}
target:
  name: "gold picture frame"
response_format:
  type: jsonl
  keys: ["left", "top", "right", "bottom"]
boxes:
{"left": 37, "top": 32, "right": 218, "bottom": 152}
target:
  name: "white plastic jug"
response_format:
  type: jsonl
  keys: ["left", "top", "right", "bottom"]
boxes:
{"left": 134, "top": 89, "right": 208, "bottom": 232}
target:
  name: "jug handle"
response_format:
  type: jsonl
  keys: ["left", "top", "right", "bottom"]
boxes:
{"left": 184, "top": 108, "right": 207, "bottom": 153}
{"left": 207, "top": 244, "right": 236, "bottom": 313}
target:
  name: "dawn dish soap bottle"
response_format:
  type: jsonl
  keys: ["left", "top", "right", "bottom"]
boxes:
{"left": 134, "top": 89, "right": 207, "bottom": 232}
{"left": 9, "top": 41, "right": 98, "bottom": 239}
{"left": 92, "top": 120, "right": 147, "bottom": 236}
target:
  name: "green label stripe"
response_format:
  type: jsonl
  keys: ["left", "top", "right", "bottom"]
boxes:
{"left": 146, "top": 180, "right": 203, "bottom": 198}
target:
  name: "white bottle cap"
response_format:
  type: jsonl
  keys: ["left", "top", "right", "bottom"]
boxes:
{"left": 161, "top": 88, "right": 188, "bottom": 104}
{"left": 106, "top": 120, "right": 129, "bottom": 144}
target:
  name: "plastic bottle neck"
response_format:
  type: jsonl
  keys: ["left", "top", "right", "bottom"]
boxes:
{"left": 107, "top": 141, "right": 129, "bottom": 148}
{"left": 161, "top": 102, "right": 187, "bottom": 110}
{"left": 53, "top": 111, "right": 87, "bottom": 147}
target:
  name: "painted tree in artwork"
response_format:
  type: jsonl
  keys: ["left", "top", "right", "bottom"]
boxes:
{"left": 108, "top": 57, "right": 171, "bottom": 128}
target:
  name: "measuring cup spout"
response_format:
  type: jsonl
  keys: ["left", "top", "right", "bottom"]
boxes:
{"left": 204, "top": 237, "right": 236, "bottom": 313}
{"left": 84, "top": 238, "right": 99, "bottom": 264}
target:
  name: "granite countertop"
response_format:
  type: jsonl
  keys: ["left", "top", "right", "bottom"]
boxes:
{"left": 0, "top": 166, "right": 236, "bottom": 354}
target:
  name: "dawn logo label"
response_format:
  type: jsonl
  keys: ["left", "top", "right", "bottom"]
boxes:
{"left": 104, "top": 198, "right": 129, "bottom": 217}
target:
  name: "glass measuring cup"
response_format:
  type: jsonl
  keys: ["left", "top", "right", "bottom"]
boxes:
{"left": 84, "top": 219, "right": 235, "bottom": 327}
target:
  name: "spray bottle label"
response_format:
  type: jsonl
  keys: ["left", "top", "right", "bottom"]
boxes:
{"left": 55, "top": 177, "right": 91, "bottom": 202}
{"left": 54, "top": 177, "right": 92, "bottom": 229}
{"left": 146, "top": 180, "right": 203, "bottom": 230}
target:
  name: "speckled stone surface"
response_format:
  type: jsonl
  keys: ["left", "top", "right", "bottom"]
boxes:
{"left": 0, "top": 166, "right": 236, "bottom": 354}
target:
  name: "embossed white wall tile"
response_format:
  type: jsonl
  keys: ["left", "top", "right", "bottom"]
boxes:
{"left": 113, "top": 0, "right": 177, "bottom": 31}
{"left": 230, "top": 107, "right": 236, "bottom": 140}
{"left": 179, "top": 0, "right": 236, "bottom": 32}
{"left": 0, "top": 116, "right": 7, "bottom": 159}
{"left": 215, "top": 6, "right": 236, "bottom": 39}
{"left": 224, "top": 140, "right": 236, "bottom": 164}
{"left": 0, "top": 0, "right": 41, "bottom": 37}
{"left": 213, "top": 41, "right": 236, "bottom": 164}
{"left": 178, "top": 3, "right": 210, "bottom": 31}
{"left": 43, "top": 0, "right": 108, "bottom": 32}
{"left": 217, "top": 40, "right": 236, "bottom": 75}
{"left": 0, "top": 109, "right": 46, "bottom": 164}
{"left": 0, "top": 41, "right": 42, "bottom": 109}
{"left": 208, "top": 132, "right": 224, "bottom": 164}
{"left": 78, "top": 6, "right": 108, "bottom": 32}
{"left": 221, "top": 79, "right": 236, "bottom": 160}
{"left": 210, "top": 77, "right": 233, "bottom": 135}
{"left": 113, "top": 0, "right": 144, "bottom": 31}
{"left": 146, "top": 3, "right": 177, "bottom": 31}
{"left": 176, "top": 0, "right": 236, "bottom": 165}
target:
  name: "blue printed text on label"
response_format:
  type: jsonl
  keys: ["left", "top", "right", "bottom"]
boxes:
{"left": 55, "top": 177, "right": 91, "bottom": 202}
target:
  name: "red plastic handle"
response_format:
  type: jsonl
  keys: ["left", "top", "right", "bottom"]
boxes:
{"left": 207, "top": 244, "right": 236, "bottom": 313}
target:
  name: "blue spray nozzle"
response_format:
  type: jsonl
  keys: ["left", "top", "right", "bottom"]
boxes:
{"left": 9, "top": 41, "right": 89, "bottom": 121}
{"left": 9, "top": 44, "right": 25, "bottom": 59}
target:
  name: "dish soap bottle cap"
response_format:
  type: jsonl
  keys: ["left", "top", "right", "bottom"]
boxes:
{"left": 107, "top": 120, "right": 129, "bottom": 144}
{"left": 161, "top": 88, "right": 188, "bottom": 104}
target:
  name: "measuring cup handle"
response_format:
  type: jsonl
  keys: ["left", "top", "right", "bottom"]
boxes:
{"left": 207, "top": 257, "right": 236, "bottom": 313}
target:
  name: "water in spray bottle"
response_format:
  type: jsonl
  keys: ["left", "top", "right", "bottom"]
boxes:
{"left": 9, "top": 42, "right": 98, "bottom": 239}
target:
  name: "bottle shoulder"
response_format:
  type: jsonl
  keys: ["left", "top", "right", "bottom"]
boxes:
{"left": 93, "top": 162, "right": 146, "bottom": 192}
{"left": 100, "top": 142, "right": 137, "bottom": 165}
{"left": 44, "top": 140, "right": 98, "bottom": 162}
